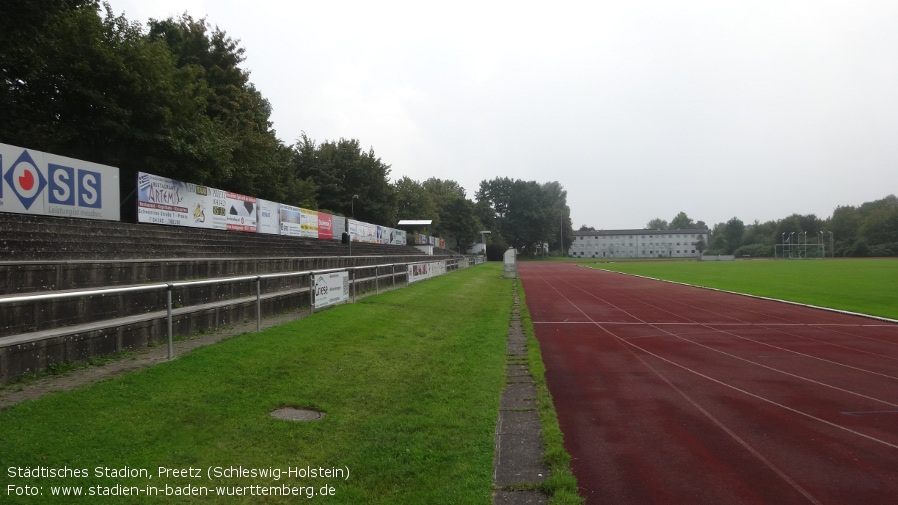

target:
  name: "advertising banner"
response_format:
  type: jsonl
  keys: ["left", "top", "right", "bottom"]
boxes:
{"left": 226, "top": 192, "right": 257, "bottom": 232}
{"left": 348, "top": 219, "right": 358, "bottom": 242}
{"left": 256, "top": 199, "right": 280, "bottom": 234}
{"left": 332, "top": 215, "right": 346, "bottom": 240}
{"left": 1, "top": 142, "right": 120, "bottom": 221}
{"left": 137, "top": 172, "right": 226, "bottom": 229}
{"left": 314, "top": 271, "right": 349, "bottom": 308}
{"left": 407, "top": 261, "right": 447, "bottom": 283}
{"left": 300, "top": 208, "right": 318, "bottom": 238}
{"left": 279, "top": 204, "right": 302, "bottom": 236}
{"left": 361, "top": 222, "right": 377, "bottom": 243}
{"left": 317, "top": 212, "right": 333, "bottom": 240}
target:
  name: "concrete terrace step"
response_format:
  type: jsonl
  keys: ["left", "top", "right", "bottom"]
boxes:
{"left": 1, "top": 213, "right": 428, "bottom": 261}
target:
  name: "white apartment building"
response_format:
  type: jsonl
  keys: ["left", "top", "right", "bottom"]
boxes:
{"left": 569, "top": 228, "right": 711, "bottom": 259}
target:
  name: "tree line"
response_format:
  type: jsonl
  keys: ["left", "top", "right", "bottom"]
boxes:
{"left": 1, "top": 1, "right": 570, "bottom": 258}
{"left": 633, "top": 195, "right": 898, "bottom": 258}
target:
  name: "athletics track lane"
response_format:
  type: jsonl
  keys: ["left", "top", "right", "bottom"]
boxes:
{"left": 518, "top": 262, "right": 898, "bottom": 505}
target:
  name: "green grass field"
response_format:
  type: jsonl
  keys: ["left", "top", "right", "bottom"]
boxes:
{"left": 590, "top": 258, "right": 898, "bottom": 320}
{"left": 0, "top": 263, "right": 579, "bottom": 504}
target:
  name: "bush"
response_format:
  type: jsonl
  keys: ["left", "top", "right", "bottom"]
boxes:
{"left": 733, "top": 243, "right": 774, "bottom": 258}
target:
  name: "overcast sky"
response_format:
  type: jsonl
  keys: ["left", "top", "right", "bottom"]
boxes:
{"left": 112, "top": 0, "right": 898, "bottom": 230}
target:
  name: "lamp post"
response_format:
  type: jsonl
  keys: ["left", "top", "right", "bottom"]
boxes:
{"left": 828, "top": 231, "right": 834, "bottom": 258}
{"left": 789, "top": 232, "right": 795, "bottom": 258}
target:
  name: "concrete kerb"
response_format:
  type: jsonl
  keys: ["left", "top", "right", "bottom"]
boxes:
{"left": 493, "top": 282, "right": 549, "bottom": 505}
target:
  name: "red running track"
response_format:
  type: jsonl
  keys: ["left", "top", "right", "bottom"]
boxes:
{"left": 519, "top": 263, "right": 898, "bottom": 505}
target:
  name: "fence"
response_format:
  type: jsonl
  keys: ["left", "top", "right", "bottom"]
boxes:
{"left": 0, "top": 256, "right": 485, "bottom": 381}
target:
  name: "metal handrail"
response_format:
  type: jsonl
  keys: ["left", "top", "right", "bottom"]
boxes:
{"left": 1, "top": 256, "right": 484, "bottom": 362}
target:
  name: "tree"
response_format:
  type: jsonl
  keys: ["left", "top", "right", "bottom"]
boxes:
{"left": 394, "top": 177, "right": 438, "bottom": 225}
{"left": 147, "top": 14, "right": 286, "bottom": 199}
{"left": 475, "top": 177, "right": 514, "bottom": 219}
{"left": 541, "top": 181, "right": 572, "bottom": 253}
{"left": 476, "top": 179, "right": 571, "bottom": 256}
{"left": 439, "top": 197, "right": 482, "bottom": 253}
{"left": 670, "top": 211, "right": 696, "bottom": 230}
{"left": 859, "top": 206, "right": 898, "bottom": 246}
{"left": 0, "top": 1, "right": 237, "bottom": 218}
{"left": 646, "top": 218, "right": 668, "bottom": 230}
{"left": 420, "top": 178, "right": 483, "bottom": 252}
{"left": 723, "top": 217, "right": 745, "bottom": 254}
{"left": 828, "top": 205, "right": 859, "bottom": 244}
{"left": 291, "top": 135, "right": 395, "bottom": 224}
{"left": 695, "top": 237, "right": 707, "bottom": 255}
{"left": 742, "top": 220, "right": 777, "bottom": 248}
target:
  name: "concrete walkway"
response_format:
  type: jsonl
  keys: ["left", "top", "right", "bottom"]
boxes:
{"left": 493, "top": 282, "right": 549, "bottom": 504}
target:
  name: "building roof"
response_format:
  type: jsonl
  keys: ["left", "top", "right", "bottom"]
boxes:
{"left": 573, "top": 228, "right": 709, "bottom": 237}
{"left": 397, "top": 219, "right": 433, "bottom": 226}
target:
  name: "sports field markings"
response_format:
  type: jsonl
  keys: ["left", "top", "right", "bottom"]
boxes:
{"left": 596, "top": 267, "right": 898, "bottom": 325}
{"left": 611, "top": 332, "right": 898, "bottom": 452}
{"left": 758, "top": 324, "right": 898, "bottom": 363}
{"left": 529, "top": 269, "right": 898, "bottom": 450}
{"left": 841, "top": 410, "right": 898, "bottom": 416}
{"left": 533, "top": 321, "right": 894, "bottom": 327}
{"left": 555, "top": 270, "right": 898, "bottom": 382}
{"left": 528, "top": 271, "right": 827, "bottom": 503}
{"left": 614, "top": 328, "right": 825, "bottom": 505}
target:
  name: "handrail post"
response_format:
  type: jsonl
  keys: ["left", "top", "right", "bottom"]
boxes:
{"left": 352, "top": 268, "right": 356, "bottom": 302}
{"left": 375, "top": 265, "right": 379, "bottom": 294}
{"left": 391, "top": 264, "right": 395, "bottom": 290}
{"left": 166, "top": 283, "right": 174, "bottom": 360}
{"left": 310, "top": 272, "right": 315, "bottom": 315}
{"left": 255, "top": 276, "right": 262, "bottom": 332}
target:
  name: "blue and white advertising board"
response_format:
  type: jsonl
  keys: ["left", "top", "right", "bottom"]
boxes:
{"left": 314, "top": 271, "right": 349, "bottom": 308}
{"left": 0, "top": 142, "right": 120, "bottom": 220}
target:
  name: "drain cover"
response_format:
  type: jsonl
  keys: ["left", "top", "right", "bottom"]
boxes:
{"left": 270, "top": 407, "right": 324, "bottom": 421}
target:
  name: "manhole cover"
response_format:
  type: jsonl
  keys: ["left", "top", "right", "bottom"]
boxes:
{"left": 270, "top": 407, "right": 324, "bottom": 421}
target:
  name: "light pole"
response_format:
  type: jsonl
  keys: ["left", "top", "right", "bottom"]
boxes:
{"left": 828, "top": 231, "right": 834, "bottom": 258}
{"left": 789, "top": 232, "right": 795, "bottom": 258}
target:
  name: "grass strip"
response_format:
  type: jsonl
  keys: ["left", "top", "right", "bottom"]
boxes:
{"left": 591, "top": 258, "right": 898, "bottom": 320}
{"left": 518, "top": 278, "right": 585, "bottom": 505}
{"left": 1, "top": 263, "right": 511, "bottom": 504}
